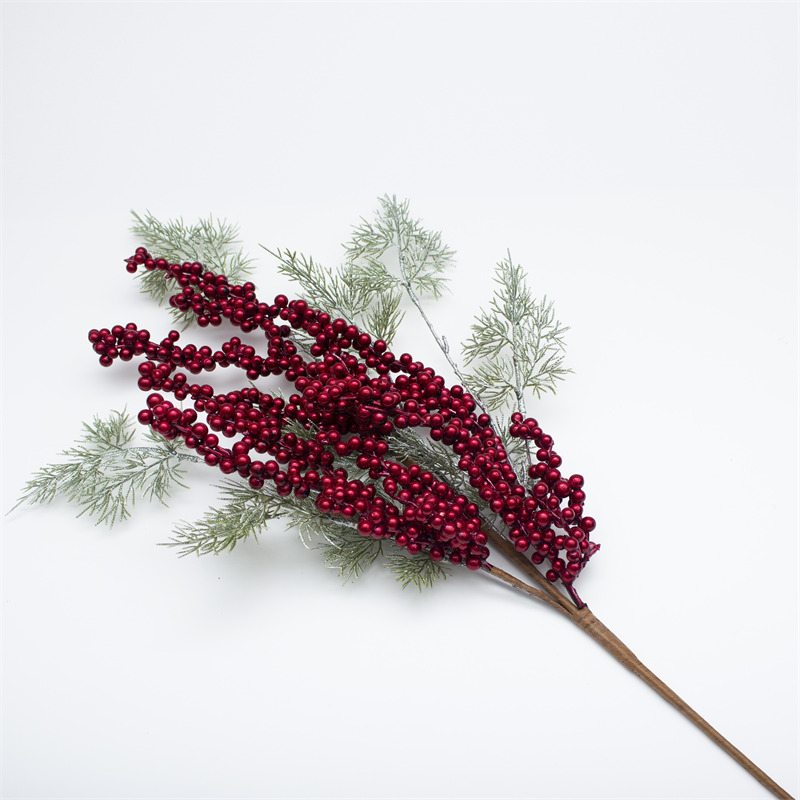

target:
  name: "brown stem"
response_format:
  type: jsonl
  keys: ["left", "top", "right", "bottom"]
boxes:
{"left": 483, "top": 524, "right": 575, "bottom": 614}
{"left": 482, "top": 561, "right": 792, "bottom": 797}
{"left": 483, "top": 563, "right": 571, "bottom": 616}
{"left": 571, "top": 606, "right": 795, "bottom": 800}
{"left": 395, "top": 446, "right": 790, "bottom": 794}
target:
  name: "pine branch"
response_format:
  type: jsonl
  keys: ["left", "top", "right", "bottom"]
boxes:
{"left": 361, "top": 286, "right": 405, "bottom": 347}
{"left": 267, "top": 196, "right": 452, "bottom": 351}
{"left": 345, "top": 194, "right": 454, "bottom": 299}
{"left": 386, "top": 552, "right": 449, "bottom": 590}
{"left": 343, "top": 258, "right": 401, "bottom": 295}
{"left": 12, "top": 411, "right": 198, "bottom": 526}
{"left": 12, "top": 411, "right": 137, "bottom": 520}
{"left": 320, "top": 528, "right": 383, "bottom": 581}
{"left": 130, "top": 211, "right": 254, "bottom": 326}
{"left": 265, "top": 248, "right": 405, "bottom": 345}
{"left": 267, "top": 248, "right": 356, "bottom": 319}
{"left": 277, "top": 494, "right": 381, "bottom": 579}
{"left": 348, "top": 196, "right": 493, "bottom": 416}
{"left": 463, "top": 253, "right": 571, "bottom": 412}
{"left": 164, "top": 480, "right": 286, "bottom": 557}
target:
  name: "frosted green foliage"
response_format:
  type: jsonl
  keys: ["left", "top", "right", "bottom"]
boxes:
{"left": 265, "top": 248, "right": 404, "bottom": 344}
{"left": 165, "top": 480, "right": 285, "bottom": 557}
{"left": 266, "top": 196, "right": 453, "bottom": 347}
{"left": 159, "top": 455, "right": 448, "bottom": 589}
{"left": 463, "top": 253, "right": 570, "bottom": 411}
{"left": 345, "top": 194, "right": 454, "bottom": 299}
{"left": 13, "top": 411, "right": 196, "bottom": 526}
{"left": 287, "top": 499, "right": 383, "bottom": 581}
{"left": 386, "top": 552, "right": 449, "bottom": 590}
{"left": 321, "top": 531, "right": 384, "bottom": 581}
{"left": 361, "top": 288, "right": 405, "bottom": 349}
{"left": 130, "top": 211, "right": 254, "bottom": 326}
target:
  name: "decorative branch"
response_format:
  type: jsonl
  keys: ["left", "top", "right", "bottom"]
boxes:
{"left": 11, "top": 201, "right": 793, "bottom": 799}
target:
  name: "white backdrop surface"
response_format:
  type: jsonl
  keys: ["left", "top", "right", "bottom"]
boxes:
{"left": 1, "top": 2, "right": 797, "bottom": 799}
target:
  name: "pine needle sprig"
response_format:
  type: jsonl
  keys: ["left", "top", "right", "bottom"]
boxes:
{"left": 320, "top": 529, "right": 383, "bottom": 581}
{"left": 164, "top": 480, "right": 285, "bottom": 557}
{"left": 130, "top": 211, "right": 254, "bottom": 326}
{"left": 289, "top": 502, "right": 384, "bottom": 581}
{"left": 463, "top": 253, "right": 571, "bottom": 412}
{"left": 345, "top": 195, "right": 454, "bottom": 299}
{"left": 385, "top": 551, "right": 449, "bottom": 590}
{"left": 361, "top": 286, "right": 405, "bottom": 348}
{"left": 108, "top": 436, "right": 193, "bottom": 507}
{"left": 265, "top": 248, "right": 405, "bottom": 344}
{"left": 266, "top": 248, "right": 357, "bottom": 319}
{"left": 277, "top": 452, "right": 449, "bottom": 590}
{"left": 12, "top": 411, "right": 198, "bottom": 526}
{"left": 12, "top": 411, "right": 138, "bottom": 518}
{"left": 280, "top": 496, "right": 338, "bottom": 547}
{"left": 344, "top": 196, "right": 494, "bottom": 416}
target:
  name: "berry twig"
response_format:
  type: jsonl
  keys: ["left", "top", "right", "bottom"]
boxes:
{"left": 86, "top": 247, "right": 793, "bottom": 800}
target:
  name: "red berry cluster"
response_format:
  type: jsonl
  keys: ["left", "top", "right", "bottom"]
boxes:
{"left": 92, "top": 248, "right": 599, "bottom": 599}
{"left": 509, "top": 415, "right": 599, "bottom": 582}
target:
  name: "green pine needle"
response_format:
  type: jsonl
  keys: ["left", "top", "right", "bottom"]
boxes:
{"left": 463, "top": 253, "right": 571, "bottom": 411}
{"left": 386, "top": 552, "right": 449, "bottom": 590}
{"left": 130, "top": 210, "right": 254, "bottom": 327}
{"left": 13, "top": 411, "right": 197, "bottom": 527}
{"left": 361, "top": 287, "right": 404, "bottom": 346}
{"left": 277, "top": 493, "right": 380, "bottom": 580}
{"left": 164, "top": 480, "right": 285, "bottom": 557}
{"left": 320, "top": 529, "right": 384, "bottom": 582}
{"left": 345, "top": 194, "right": 454, "bottom": 299}
{"left": 264, "top": 247, "right": 405, "bottom": 345}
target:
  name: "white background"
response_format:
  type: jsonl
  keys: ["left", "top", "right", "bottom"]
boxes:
{"left": 1, "top": 2, "right": 797, "bottom": 799}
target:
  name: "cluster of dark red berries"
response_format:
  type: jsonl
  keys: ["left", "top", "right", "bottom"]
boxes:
{"left": 91, "top": 248, "right": 598, "bottom": 599}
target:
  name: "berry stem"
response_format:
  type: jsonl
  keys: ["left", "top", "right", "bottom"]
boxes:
{"left": 481, "top": 533, "right": 792, "bottom": 798}
{"left": 570, "top": 607, "right": 795, "bottom": 800}
{"left": 481, "top": 523, "right": 577, "bottom": 613}
{"left": 482, "top": 563, "right": 570, "bottom": 614}
{"left": 487, "top": 560, "right": 794, "bottom": 798}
